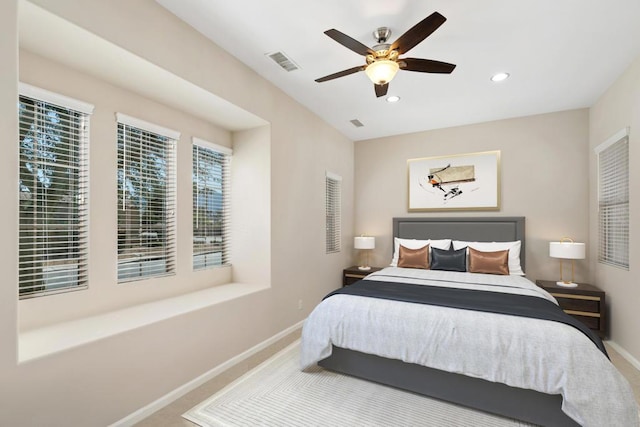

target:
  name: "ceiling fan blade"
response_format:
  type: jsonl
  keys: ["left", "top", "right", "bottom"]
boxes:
{"left": 375, "top": 83, "right": 389, "bottom": 98}
{"left": 315, "top": 65, "right": 366, "bottom": 82}
{"left": 400, "top": 58, "right": 456, "bottom": 74}
{"left": 390, "top": 12, "right": 447, "bottom": 55}
{"left": 324, "top": 29, "right": 375, "bottom": 56}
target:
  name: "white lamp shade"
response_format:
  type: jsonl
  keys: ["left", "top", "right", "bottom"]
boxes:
{"left": 364, "top": 60, "right": 399, "bottom": 85}
{"left": 549, "top": 241, "right": 585, "bottom": 259}
{"left": 354, "top": 236, "right": 375, "bottom": 250}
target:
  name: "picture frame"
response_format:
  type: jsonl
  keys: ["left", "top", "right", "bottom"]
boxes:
{"left": 407, "top": 150, "right": 501, "bottom": 212}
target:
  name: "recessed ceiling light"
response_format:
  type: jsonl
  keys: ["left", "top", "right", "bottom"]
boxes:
{"left": 491, "top": 72, "right": 510, "bottom": 82}
{"left": 386, "top": 95, "right": 401, "bottom": 103}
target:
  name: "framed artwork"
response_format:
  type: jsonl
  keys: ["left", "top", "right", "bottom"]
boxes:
{"left": 407, "top": 150, "right": 501, "bottom": 211}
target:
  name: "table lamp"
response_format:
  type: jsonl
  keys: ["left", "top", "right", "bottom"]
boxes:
{"left": 354, "top": 235, "right": 375, "bottom": 271}
{"left": 549, "top": 238, "right": 585, "bottom": 287}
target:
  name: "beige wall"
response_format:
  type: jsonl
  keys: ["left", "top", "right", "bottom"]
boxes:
{"left": 0, "top": 0, "right": 353, "bottom": 425}
{"left": 589, "top": 54, "right": 640, "bottom": 362}
{"left": 0, "top": 0, "right": 19, "bottom": 396}
{"left": 231, "top": 125, "right": 272, "bottom": 285}
{"left": 354, "top": 109, "right": 590, "bottom": 283}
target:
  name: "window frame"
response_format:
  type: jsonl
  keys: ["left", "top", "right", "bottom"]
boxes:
{"left": 18, "top": 83, "right": 94, "bottom": 299}
{"left": 116, "top": 113, "right": 179, "bottom": 283}
{"left": 325, "top": 171, "right": 342, "bottom": 254}
{"left": 192, "top": 137, "right": 232, "bottom": 270}
{"left": 595, "top": 127, "right": 629, "bottom": 270}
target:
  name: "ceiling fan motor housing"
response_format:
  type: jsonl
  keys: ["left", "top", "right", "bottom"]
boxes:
{"left": 366, "top": 49, "right": 398, "bottom": 65}
{"left": 373, "top": 27, "right": 391, "bottom": 43}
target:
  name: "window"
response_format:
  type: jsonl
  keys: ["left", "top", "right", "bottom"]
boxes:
{"left": 192, "top": 138, "right": 232, "bottom": 270}
{"left": 117, "top": 113, "right": 178, "bottom": 282}
{"left": 18, "top": 84, "right": 93, "bottom": 298}
{"left": 325, "top": 172, "right": 342, "bottom": 253}
{"left": 596, "top": 128, "right": 629, "bottom": 269}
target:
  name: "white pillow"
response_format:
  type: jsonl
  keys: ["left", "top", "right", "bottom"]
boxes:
{"left": 390, "top": 238, "right": 451, "bottom": 267}
{"left": 452, "top": 240, "right": 524, "bottom": 275}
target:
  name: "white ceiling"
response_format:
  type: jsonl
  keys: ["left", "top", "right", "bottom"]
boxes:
{"left": 156, "top": 0, "right": 640, "bottom": 141}
{"left": 18, "top": 1, "right": 267, "bottom": 132}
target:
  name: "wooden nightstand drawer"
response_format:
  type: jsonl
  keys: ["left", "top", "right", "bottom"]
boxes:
{"left": 344, "top": 273, "right": 366, "bottom": 286}
{"left": 343, "top": 266, "right": 383, "bottom": 286}
{"left": 535, "top": 280, "right": 606, "bottom": 339}
{"left": 553, "top": 296, "right": 600, "bottom": 313}
{"left": 568, "top": 313, "right": 600, "bottom": 330}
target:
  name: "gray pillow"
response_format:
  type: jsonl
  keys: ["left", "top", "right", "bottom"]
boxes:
{"left": 430, "top": 246, "right": 467, "bottom": 272}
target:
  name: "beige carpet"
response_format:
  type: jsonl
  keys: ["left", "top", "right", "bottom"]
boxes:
{"left": 184, "top": 341, "right": 535, "bottom": 427}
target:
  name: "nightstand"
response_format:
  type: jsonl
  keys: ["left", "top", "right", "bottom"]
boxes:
{"left": 536, "top": 280, "right": 606, "bottom": 339}
{"left": 343, "top": 266, "right": 383, "bottom": 286}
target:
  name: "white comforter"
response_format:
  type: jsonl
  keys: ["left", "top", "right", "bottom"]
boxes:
{"left": 301, "top": 268, "right": 639, "bottom": 427}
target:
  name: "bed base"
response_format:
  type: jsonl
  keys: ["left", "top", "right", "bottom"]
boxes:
{"left": 319, "top": 346, "right": 579, "bottom": 427}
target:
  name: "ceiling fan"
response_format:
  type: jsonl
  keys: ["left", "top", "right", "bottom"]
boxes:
{"left": 315, "top": 12, "right": 456, "bottom": 98}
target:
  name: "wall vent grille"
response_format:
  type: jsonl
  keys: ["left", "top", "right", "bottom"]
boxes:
{"left": 266, "top": 51, "right": 299, "bottom": 72}
{"left": 350, "top": 119, "right": 364, "bottom": 128}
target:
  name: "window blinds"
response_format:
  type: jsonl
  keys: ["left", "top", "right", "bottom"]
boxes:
{"left": 117, "top": 115, "right": 178, "bottom": 282}
{"left": 325, "top": 172, "right": 342, "bottom": 254}
{"left": 18, "top": 92, "right": 91, "bottom": 298}
{"left": 192, "top": 139, "right": 232, "bottom": 270}
{"left": 596, "top": 130, "right": 629, "bottom": 269}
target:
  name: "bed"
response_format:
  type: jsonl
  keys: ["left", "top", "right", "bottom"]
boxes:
{"left": 301, "top": 217, "right": 638, "bottom": 427}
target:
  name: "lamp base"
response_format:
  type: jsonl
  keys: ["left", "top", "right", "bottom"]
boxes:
{"left": 556, "top": 281, "right": 578, "bottom": 288}
{"left": 358, "top": 266, "right": 372, "bottom": 271}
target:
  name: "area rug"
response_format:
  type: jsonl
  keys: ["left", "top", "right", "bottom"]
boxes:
{"left": 184, "top": 341, "right": 534, "bottom": 427}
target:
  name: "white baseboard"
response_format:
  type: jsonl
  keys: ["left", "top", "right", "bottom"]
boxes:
{"left": 605, "top": 340, "right": 640, "bottom": 371}
{"left": 110, "top": 320, "right": 304, "bottom": 427}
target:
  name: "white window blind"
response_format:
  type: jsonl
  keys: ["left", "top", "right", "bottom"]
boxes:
{"left": 596, "top": 129, "right": 629, "bottom": 269}
{"left": 192, "top": 138, "right": 232, "bottom": 270}
{"left": 117, "top": 115, "right": 178, "bottom": 282}
{"left": 326, "top": 172, "right": 342, "bottom": 254}
{"left": 18, "top": 88, "right": 92, "bottom": 299}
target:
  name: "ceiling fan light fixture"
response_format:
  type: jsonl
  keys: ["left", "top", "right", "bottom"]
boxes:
{"left": 365, "top": 60, "right": 399, "bottom": 85}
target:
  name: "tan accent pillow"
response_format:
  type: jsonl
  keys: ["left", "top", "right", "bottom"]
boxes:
{"left": 398, "top": 244, "right": 430, "bottom": 269}
{"left": 468, "top": 247, "right": 509, "bottom": 275}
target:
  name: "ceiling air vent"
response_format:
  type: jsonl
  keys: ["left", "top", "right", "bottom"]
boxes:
{"left": 266, "top": 51, "right": 300, "bottom": 72}
{"left": 350, "top": 119, "right": 364, "bottom": 128}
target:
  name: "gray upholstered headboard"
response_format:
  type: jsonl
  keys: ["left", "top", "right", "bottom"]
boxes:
{"left": 393, "top": 217, "right": 526, "bottom": 271}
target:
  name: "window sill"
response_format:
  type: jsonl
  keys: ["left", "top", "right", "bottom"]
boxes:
{"left": 18, "top": 282, "right": 270, "bottom": 363}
